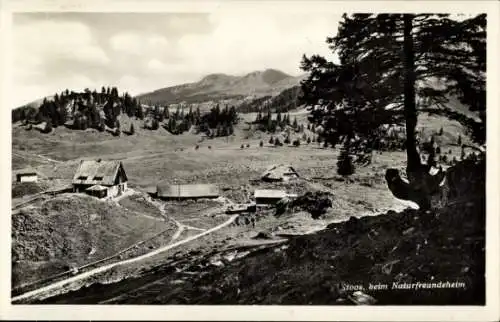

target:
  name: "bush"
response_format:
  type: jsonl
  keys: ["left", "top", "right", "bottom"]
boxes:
{"left": 246, "top": 144, "right": 250, "bottom": 148}
{"left": 274, "top": 138, "right": 282, "bottom": 146}
{"left": 259, "top": 140, "right": 264, "bottom": 147}
{"left": 269, "top": 137, "right": 274, "bottom": 144}
{"left": 208, "top": 146, "right": 212, "bottom": 149}
{"left": 307, "top": 137, "right": 311, "bottom": 144}
{"left": 284, "top": 136, "right": 291, "bottom": 144}
{"left": 240, "top": 144, "right": 245, "bottom": 149}
{"left": 195, "top": 145, "right": 199, "bottom": 150}
{"left": 292, "top": 139, "right": 301, "bottom": 147}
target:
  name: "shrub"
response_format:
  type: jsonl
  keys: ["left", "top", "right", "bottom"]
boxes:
{"left": 195, "top": 145, "right": 199, "bottom": 150}
{"left": 284, "top": 136, "right": 291, "bottom": 144}
{"left": 269, "top": 136, "right": 274, "bottom": 144}
{"left": 240, "top": 144, "right": 245, "bottom": 149}
{"left": 307, "top": 137, "right": 311, "bottom": 144}
{"left": 246, "top": 144, "right": 250, "bottom": 148}
{"left": 259, "top": 140, "right": 264, "bottom": 147}
{"left": 293, "top": 139, "right": 301, "bottom": 147}
{"left": 274, "top": 138, "right": 282, "bottom": 146}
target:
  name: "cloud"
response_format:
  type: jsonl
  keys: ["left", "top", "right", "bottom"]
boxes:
{"left": 176, "top": 12, "right": 339, "bottom": 75}
{"left": 13, "top": 21, "right": 109, "bottom": 67}
{"left": 110, "top": 32, "right": 169, "bottom": 56}
{"left": 12, "top": 20, "right": 111, "bottom": 106}
{"left": 12, "top": 12, "right": 340, "bottom": 107}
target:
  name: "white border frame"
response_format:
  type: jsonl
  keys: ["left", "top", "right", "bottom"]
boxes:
{"left": 1, "top": 1, "right": 498, "bottom": 321}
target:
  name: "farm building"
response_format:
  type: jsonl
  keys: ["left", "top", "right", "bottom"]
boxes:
{"left": 72, "top": 160, "right": 128, "bottom": 198}
{"left": 157, "top": 183, "right": 219, "bottom": 200}
{"left": 261, "top": 164, "right": 299, "bottom": 182}
{"left": 254, "top": 189, "right": 297, "bottom": 205}
{"left": 16, "top": 172, "right": 38, "bottom": 183}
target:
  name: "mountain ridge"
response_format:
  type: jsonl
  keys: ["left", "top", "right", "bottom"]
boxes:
{"left": 135, "top": 69, "right": 306, "bottom": 106}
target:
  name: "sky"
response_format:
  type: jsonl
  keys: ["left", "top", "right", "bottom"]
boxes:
{"left": 11, "top": 12, "right": 341, "bottom": 107}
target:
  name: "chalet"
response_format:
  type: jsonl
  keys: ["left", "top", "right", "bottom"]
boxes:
{"left": 157, "top": 183, "right": 219, "bottom": 200}
{"left": 254, "top": 189, "right": 297, "bottom": 205}
{"left": 16, "top": 172, "right": 38, "bottom": 183}
{"left": 72, "top": 160, "right": 128, "bottom": 198}
{"left": 261, "top": 164, "right": 299, "bottom": 182}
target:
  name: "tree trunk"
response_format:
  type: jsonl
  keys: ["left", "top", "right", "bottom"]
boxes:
{"left": 385, "top": 14, "right": 447, "bottom": 211}
{"left": 402, "top": 14, "right": 421, "bottom": 175}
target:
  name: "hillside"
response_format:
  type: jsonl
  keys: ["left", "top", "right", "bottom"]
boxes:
{"left": 12, "top": 193, "right": 176, "bottom": 290}
{"left": 136, "top": 69, "right": 306, "bottom": 106}
{"left": 34, "top": 154, "right": 485, "bottom": 305}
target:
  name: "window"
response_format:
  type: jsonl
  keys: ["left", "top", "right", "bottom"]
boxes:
{"left": 77, "top": 176, "right": 88, "bottom": 180}
{"left": 93, "top": 176, "right": 104, "bottom": 181}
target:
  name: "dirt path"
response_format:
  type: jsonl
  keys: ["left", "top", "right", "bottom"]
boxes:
{"left": 13, "top": 150, "right": 62, "bottom": 164}
{"left": 12, "top": 214, "right": 239, "bottom": 303}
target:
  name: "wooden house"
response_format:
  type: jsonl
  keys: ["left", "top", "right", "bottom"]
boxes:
{"left": 72, "top": 160, "right": 128, "bottom": 198}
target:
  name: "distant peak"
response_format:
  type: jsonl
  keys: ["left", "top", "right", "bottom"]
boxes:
{"left": 200, "top": 73, "right": 232, "bottom": 82}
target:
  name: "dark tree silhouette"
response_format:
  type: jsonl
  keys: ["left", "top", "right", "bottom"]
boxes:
{"left": 300, "top": 13, "right": 485, "bottom": 210}
{"left": 337, "top": 141, "right": 355, "bottom": 176}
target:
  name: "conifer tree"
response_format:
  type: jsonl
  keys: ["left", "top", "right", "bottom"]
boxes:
{"left": 337, "top": 141, "right": 355, "bottom": 176}
{"left": 301, "top": 13, "right": 485, "bottom": 209}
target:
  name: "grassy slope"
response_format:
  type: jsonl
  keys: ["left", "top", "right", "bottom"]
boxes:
{"left": 41, "top": 156, "right": 485, "bottom": 305}
{"left": 11, "top": 193, "right": 176, "bottom": 288}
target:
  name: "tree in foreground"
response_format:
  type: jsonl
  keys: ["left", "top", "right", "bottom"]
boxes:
{"left": 337, "top": 141, "right": 355, "bottom": 176}
{"left": 300, "top": 13, "right": 485, "bottom": 210}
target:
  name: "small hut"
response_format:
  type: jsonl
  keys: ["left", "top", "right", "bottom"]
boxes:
{"left": 261, "top": 164, "right": 299, "bottom": 182}
{"left": 16, "top": 172, "right": 38, "bottom": 183}
{"left": 254, "top": 189, "right": 288, "bottom": 205}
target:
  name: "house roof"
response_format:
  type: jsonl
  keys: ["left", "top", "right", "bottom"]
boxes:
{"left": 254, "top": 189, "right": 288, "bottom": 199}
{"left": 261, "top": 164, "right": 299, "bottom": 181}
{"left": 72, "top": 160, "right": 127, "bottom": 186}
{"left": 157, "top": 183, "right": 219, "bottom": 198}
{"left": 16, "top": 172, "right": 37, "bottom": 177}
